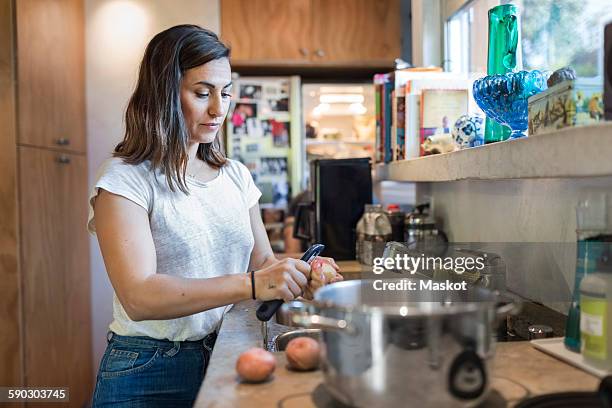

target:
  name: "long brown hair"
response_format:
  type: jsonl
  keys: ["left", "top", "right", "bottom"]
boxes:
{"left": 115, "top": 25, "right": 230, "bottom": 193}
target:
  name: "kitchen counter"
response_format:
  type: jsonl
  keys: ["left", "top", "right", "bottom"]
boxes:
{"left": 194, "top": 299, "right": 599, "bottom": 408}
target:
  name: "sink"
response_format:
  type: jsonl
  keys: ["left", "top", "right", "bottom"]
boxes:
{"left": 273, "top": 329, "right": 321, "bottom": 351}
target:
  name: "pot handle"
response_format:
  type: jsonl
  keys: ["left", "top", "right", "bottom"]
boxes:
{"left": 281, "top": 301, "right": 357, "bottom": 335}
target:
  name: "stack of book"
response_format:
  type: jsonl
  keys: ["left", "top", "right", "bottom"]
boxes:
{"left": 374, "top": 68, "right": 474, "bottom": 163}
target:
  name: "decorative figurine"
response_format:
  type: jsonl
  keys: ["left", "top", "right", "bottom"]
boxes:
{"left": 452, "top": 114, "right": 485, "bottom": 149}
{"left": 473, "top": 70, "right": 548, "bottom": 139}
{"left": 421, "top": 133, "right": 459, "bottom": 155}
{"left": 484, "top": 4, "right": 522, "bottom": 143}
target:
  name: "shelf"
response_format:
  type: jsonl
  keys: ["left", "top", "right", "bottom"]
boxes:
{"left": 374, "top": 123, "right": 612, "bottom": 182}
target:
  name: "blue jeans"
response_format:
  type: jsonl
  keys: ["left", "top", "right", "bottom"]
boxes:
{"left": 92, "top": 331, "right": 217, "bottom": 407}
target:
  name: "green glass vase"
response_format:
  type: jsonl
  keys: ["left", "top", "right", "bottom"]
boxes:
{"left": 485, "top": 4, "right": 521, "bottom": 143}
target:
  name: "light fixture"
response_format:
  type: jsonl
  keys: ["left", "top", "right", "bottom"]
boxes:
{"left": 312, "top": 103, "right": 331, "bottom": 117}
{"left": 349, "top": 103, "right": 367, "bottom": 115}
{"left": 319, "top": 86, "right": 365, "bottom": 94}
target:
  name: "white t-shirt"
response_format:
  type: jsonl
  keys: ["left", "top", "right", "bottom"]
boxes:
{"left": 88, "top": 157, "right": 261, "bottom": 341}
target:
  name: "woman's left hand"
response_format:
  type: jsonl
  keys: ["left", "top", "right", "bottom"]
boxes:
{"left": 303, "top": 256, "right": 343, "bottom": 300}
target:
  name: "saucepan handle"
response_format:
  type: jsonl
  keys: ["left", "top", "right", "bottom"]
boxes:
{"left": 281, "top": 301, "right": 357, "bottom": 335}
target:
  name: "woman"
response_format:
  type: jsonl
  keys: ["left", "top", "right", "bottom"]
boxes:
{"left": 88, "top": 25, "right": 341, "bottom": 407}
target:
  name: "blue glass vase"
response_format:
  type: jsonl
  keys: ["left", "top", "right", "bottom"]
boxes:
{"left": 473, "top": 70, "right": 548, "bottom": 139}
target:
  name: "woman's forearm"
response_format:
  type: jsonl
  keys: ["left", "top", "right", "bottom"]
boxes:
{"left": 125, "top": 273, "right": 251, "bottom": 321}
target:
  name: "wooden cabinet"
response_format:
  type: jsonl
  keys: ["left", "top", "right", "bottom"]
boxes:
{"left": 311, "top": 0, "right": 401, "bottom": 66}
{"left": 19, "top": 147, "right": 91, "bottom": 407}
{"left": 221, "top": 0, "right": 401, "bottom": 67}
{"left": 0, "top": 1, "right": 91, "bottom": 407}
{"left": 16, "top": 0, "right": 85, "bottom": 153}
{"left": 222, "top": 0, "right": 311, "bottom": 63}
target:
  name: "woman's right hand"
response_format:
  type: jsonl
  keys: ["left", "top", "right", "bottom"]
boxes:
{"left": 253, "top": 258, "right": 310, "bottom": 302}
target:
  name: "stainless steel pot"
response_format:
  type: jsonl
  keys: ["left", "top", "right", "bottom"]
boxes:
{"left": 281, "top": 279, "right": 518, "bottom": 408}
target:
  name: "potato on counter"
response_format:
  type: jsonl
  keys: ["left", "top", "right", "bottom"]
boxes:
{"left": 236, "top": 348, "right": 276, "bottom": 383}
{"left": 285, "top": 337, "right": 320, "bottom": 371}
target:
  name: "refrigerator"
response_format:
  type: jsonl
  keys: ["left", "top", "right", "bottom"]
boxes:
{"left": 294, "top": 158, "right": 373, "bottom": 260}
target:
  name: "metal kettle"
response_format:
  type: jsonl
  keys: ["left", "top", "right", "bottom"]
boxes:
{"left": 356, "top": 204, "right": 392, "bottom": 265}
{"left": 404, "top": 203, "right": 448, "bottom": 253}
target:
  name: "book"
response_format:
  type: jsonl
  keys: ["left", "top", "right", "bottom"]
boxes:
{"left": 419, "top": 89, "right": 469, "bottom": 156}
{"left": 405, "top": 76, "right": 472, "bottom": 158}
{"left": 373, "top": 73, "right": 391, "bottom": 163}
{"left": 395, "top": 87, "right": 406, "bottom": 161}
{"left": 405, "top": 93, "right": 421, "bottom": 159}
{"left": 391, "top": 88, "right": 397, "bottom": 161}
{"left": 383, "top": 80, "right": 393, "bottom": 163}
{"left": 375, "top": 68, "right": 464, "bottom": 162}
{"left": 374, "top": 83, "right": 383, "bottom": 163}
{"left": 390, "top": 67, "right": 443, "bottom": 162}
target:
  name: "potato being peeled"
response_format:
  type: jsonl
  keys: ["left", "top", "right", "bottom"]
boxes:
{"left": 236, "top": 348, "right": 276, "bottom": 383}
{"left": 285, "top": 336, "right": 320, "bottom": 371}
{"left": 311, "top": 258, "right": 337, "bottom": 284}
{"left": 305, "top": 258, "right": 341, "bottom": 299}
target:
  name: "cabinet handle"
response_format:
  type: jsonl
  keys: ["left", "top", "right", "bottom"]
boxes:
{"left": 299, "top": 47, "right": 309, "bottom": 56}
{"left": 315, "top": 49, "right": 325, "bottom": 57}
{"left": 56, "top": 155, "right": 71, "bottom": 164}
{"left": 56, "top": 138, "right": 70, "bottom": 146}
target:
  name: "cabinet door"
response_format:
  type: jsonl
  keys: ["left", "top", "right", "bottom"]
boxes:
{"left": 311, "top": 0, "right": 401, "bottom": 66}
{"left": 19, "top": 147, "right": 91, "bottom": 408}
{"left": 16, "top": 0, "right": 85, "bottom": 153}
{"left": 221, "top": 0, "right": 311, "bottom": 64}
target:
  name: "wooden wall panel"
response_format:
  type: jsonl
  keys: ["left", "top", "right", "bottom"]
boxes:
{"left": 0, "top": 0, "right": 23, "bottom": 389}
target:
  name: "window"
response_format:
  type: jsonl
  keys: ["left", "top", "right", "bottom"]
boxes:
{"left": 445, "top": 0, "right": 612, "bottom": 82}
{"left": 445, "top": 6, "right": 470, "bottom": 74}
{"left": 507, "top": 0, "right": 611, "bottom": 80}
{"left": 444, "top": 0, "right": 502, "bottom": 75}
